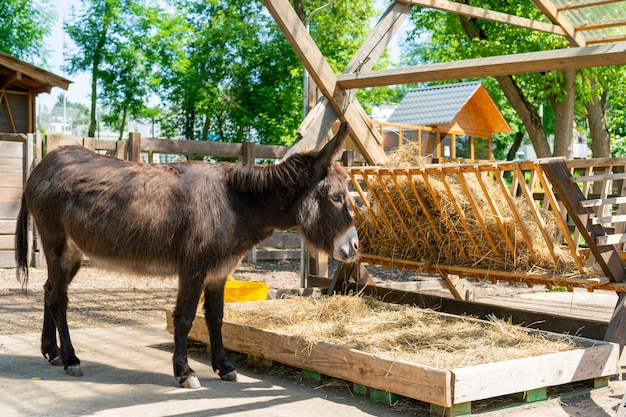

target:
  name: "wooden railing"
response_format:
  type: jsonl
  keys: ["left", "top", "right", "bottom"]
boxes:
{"left": 45, "top": 133, "right": 289, "bottom": 164}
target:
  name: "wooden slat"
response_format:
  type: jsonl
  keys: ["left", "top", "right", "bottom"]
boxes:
{"left": 597, "top": 233, "right": 626, "bottom": 246}
{"left": 570, "top": 172, "right": 626, "bottom": 182}
{"left": 540, "top": 159, "right": 625, "bottom": 283}
{"left": 0, "top": 234, "right": 14, "bottom": 250}
{"left": 400, "top": 0, "right": 568, "bottom": 37}
{"left": 0, "top": 202, "right": 19, "bottom": 219}
{"left": 0, "top": 140, "right": 23, "bottom": 157}
{"left": 0, "top": 188, "right": 21, "bottom": 204}
{"left": 452, "top": 342, "right": 617, "bottom": 403}
{"left": 335, "top": 42, "right": 626, "bottom": 89}
{"left": 0, "top": 219, "right": 16, "bottom": 234}
{"left": 0, "top": 250, "right": 15, "bottom": 268}
{"left": 580, "top": 196, "right": 626, "bottom": 207}
{"left": 531, "top": 0, "right": 586, "bottom": 46}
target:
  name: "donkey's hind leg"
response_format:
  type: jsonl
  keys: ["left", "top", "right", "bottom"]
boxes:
{"left": 41, "top": 239, "right": 83, "bottom": 377}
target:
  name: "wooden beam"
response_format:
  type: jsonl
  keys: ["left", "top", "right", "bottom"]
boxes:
{"left": 286, "top": 0, "right": 412, "bottom": 160}
{"left": 556, "top": 0, "right": 621, "bottom": 12}
{"left": 336, "top": 42, "right": 626, "bottom": 88}
{"left": 0, "top": 72, "right": 22, "bottom": 89}
{"left": 399, "top": 0, "right": 568, "bottom": 37}
{"left": 262, "top": 0, "right": 386, "bottom": 164}
{"left": 531, "top": 0, "right": 586, "bottom": 46}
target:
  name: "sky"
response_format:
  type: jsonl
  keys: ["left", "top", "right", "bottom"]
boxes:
{"left": 38, "top": 0, "right": 410, "bottom": 112}
{"left": 38, "top": 0, "right": 91, "bottom": 110}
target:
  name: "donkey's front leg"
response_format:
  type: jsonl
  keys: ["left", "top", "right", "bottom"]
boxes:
{"left": 172, "top": 270, "right": 204, "bottom": 389}
{"left": 203, "top": 279, "right": 236, "bottom": 381}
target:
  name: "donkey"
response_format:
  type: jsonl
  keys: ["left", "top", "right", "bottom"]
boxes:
{"left": 15, "top": 122, "right": 358, "bottom": 389}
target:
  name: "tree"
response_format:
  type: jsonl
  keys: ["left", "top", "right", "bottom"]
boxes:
{"left": 65, "top": 0, "right": 160, "bottom": 139}
{"left": 0, "top": 0, "right": 55, "bottom": 64}
{"left": 405, "top": 1, "right": 578, "bottom": 159}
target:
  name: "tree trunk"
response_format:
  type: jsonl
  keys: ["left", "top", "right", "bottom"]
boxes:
{"left": 586, "top": 76, "right": 611, "bottom": 158}
{"left": 496, "top": 75, "right": 552, "bottom": 158}
{"left": 458, "top": 13, "right": 551, "bottom": 158}
{"left": 506, "top": 130, "right": 524, "bottom": 161}
{"left": 550, "top": 69, "right": 576, "bottom": 158}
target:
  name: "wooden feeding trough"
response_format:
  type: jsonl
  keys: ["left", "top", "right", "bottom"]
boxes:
{"left": 166, "top": 298, "right": 619, "bottom": 416}
{"left": 349, "top": 157, "right": 626, "bottom": 295}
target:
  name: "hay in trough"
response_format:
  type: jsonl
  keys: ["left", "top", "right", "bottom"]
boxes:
{"left": 225, "top": 295, "right": 580, "bottom": 369}
{"left": 354, "top": 145, "right": 585, "bottom": 275}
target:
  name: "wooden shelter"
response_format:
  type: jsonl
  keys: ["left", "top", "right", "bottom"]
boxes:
{"left": 260, "top": 0, "right": 626, "bottom": 356}
{"left": 376, "top": 81, "right": 510, "bottom": 161}
{"left": 0, "top": 51, "right": 71, "bottom": 133}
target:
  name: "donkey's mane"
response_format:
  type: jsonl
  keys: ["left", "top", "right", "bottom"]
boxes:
{"left": 225, "top": 153, "right": 316, "bottom": 194}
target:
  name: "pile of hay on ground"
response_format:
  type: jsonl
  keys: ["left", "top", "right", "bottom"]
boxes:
{"left": 225, "top": 295, "right": 579, "bottom": 369}
{"left": 354, "top": 144, "right": 582, "bottom": 275}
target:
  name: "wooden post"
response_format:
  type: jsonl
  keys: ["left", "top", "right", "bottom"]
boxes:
{"left": 127, "top": 132, "right": 142, "bottom": 162}
{"left": 242, "top": 142, "right": 256, "bottom": 165}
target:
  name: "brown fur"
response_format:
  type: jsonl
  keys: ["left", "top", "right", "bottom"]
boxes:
{"left": 14, "top": 123, "right": 358, "bottom": 386}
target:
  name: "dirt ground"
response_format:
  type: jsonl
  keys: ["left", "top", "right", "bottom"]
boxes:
{"left": 1, "top": 261, "right": 625, "bottom": 416}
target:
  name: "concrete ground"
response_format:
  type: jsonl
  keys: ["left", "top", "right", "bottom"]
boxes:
{"left": 1, "top": 287, "right": 626, "bottom": 417}
{"left": 0, "top": 324, "right": 408, "bottom": 417}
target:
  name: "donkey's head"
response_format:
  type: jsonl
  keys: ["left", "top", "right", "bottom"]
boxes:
{"left": 296, "top": 123, "right": 359, "bottom": 263}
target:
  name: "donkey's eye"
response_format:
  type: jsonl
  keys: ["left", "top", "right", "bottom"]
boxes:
{"left": 330, "top": 194, "right": 344, "bottom": 206}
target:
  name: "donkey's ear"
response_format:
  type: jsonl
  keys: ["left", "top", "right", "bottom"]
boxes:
{"left": 313, "top": 122, "right": 350, "bottom": 174}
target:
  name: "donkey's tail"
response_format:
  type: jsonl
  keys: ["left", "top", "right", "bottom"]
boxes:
{"left": 15, "top": 193, "right": 30, "bottom": 294}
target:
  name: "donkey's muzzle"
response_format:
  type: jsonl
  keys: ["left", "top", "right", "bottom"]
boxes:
{"left": 334, "top": 226, "right": 359, "bottom": 263}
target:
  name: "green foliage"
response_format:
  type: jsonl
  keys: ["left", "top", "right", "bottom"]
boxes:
{"left": 0, "top": 0, "right": 55, "bottom": 65}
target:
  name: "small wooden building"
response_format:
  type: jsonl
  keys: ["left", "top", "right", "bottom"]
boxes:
{"left": 375, "top": 81, "right": 510, "bottom": 161}
{"left": 0, "top": 52, "right": 70, "bottom": 267}
{"left": 0, "top": 51, "right": 71, "bottom": 133}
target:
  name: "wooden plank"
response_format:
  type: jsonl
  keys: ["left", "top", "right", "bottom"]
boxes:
{"left": 0, "top": 234, "right": 14, "bottom": 250}
{"left": 0, "top": 202, "right": 19, "bottom": 219}
{"left": 0, "top": 140, "right": 23, "bottom": 157}
{"left": 166, "top": 309, "right": 454, "bottom": 407}
{"left": 335, "top": 42, "right": 626, "bottom": 89}
{"left": 0, "top": 188, "right": 21, "bottom": 204}
{"left": 597, "top": 233, "right": 626, "bottom": 246}
{"left": 253, "top": 250, "right": 301, "bottom": 261}
{"left": 0, "top": 250, "right": 15, "bottom": 268}
{"left": 452, "top": 342, "right": 618, "bottom": 403}
{"left": 0, "top": 133, "right": 27, "bottom": 143}
{"left": 0, "top": 172, "right": 23, "bottom": 188}
{"left": 580, "top": 196, "right": 626, "bottom": 207}
{"left": 531, "top": 0, "right": 586, "bottom": 46}
{"left": 0, "top": 157, "right": 22, "bottom": 173}
{"left": 0, "top": 219, "right": 16, "bottom": 234}
{"left": 540, "top": 159, "right": 626, "bottom": 283}
{"left": 591, "top": 213, "right": 626, "bottom": 225}
{"left": 570, "top": 172, "right": 626, "bottom": 182}
{"left": 399, "top": 0, "right": 568, "bottom": 37}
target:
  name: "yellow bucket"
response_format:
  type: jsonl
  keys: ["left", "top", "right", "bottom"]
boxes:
{"left": 223, "top": 278, "right": 269, "bottom": 303}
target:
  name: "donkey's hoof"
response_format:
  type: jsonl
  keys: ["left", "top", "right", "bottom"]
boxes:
{"left": 65, "top": 364, "right": 83, "bottom": 377}
{"left": 220, "top": 370, "right": 237, "bottom": 382}
{"left": 181, "top": 375, "right": 201, "bottom": 389}
{"left": 49, "top": 355, "right": 63, "bottom": 366}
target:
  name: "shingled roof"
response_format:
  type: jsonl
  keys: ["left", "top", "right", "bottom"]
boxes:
{"left": 388, "top": 81, "right": 483, "bottom": 126}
